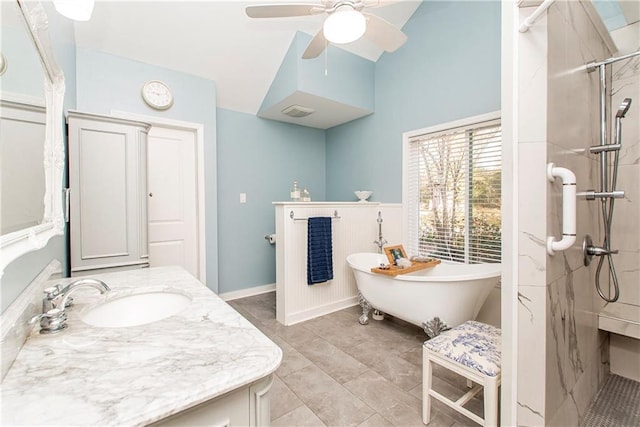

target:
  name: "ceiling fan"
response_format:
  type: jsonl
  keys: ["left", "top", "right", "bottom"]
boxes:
{"left": 245, "top": 1, "right": 408, "bottom": 59}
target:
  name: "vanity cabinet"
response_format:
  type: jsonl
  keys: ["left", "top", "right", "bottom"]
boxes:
{"left": 152, "top": 375, "right": 273, "bottom": 426}
{"left": 67, "top": 111, "right": 151, "bottom": 274}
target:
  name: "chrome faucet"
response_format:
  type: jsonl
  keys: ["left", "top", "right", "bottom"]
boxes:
{"left": 57, "top": 279, "right": 111, "bottom": 310}
{"left": 31, "top": 278, "right": 110, "bottom": 334}
{"left": 373, "top": 211, "right": 387, "bottom": 253}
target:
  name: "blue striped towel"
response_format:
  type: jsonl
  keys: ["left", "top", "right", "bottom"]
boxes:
{"left": 307, "top": 217, "right": 333, "bottom": 285}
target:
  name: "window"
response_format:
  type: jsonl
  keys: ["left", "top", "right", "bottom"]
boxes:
{"left": 404, "top": 114, "right": 501, "bottom": 264}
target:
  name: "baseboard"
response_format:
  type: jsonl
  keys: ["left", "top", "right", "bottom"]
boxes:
{"left": 219, "top": 283, "right": 276, "bottom": 301}
{"left": 282, "top": 296, "right": 359, "bottom": 326}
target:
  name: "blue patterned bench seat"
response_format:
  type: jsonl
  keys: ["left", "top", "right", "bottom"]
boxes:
{"left": 423, "top": 321, "right": 502, "bottom": 426}
{"left": 423, "top": 320, "right": 501, "bottom": 377}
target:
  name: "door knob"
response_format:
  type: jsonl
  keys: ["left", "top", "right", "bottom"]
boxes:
{"left": 148, "top": 193, "right": 153, "bottom": 197}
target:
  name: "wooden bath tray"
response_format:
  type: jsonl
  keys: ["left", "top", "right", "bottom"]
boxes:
{"left": 371, "top": 259, "right": 441, "bottom": 276}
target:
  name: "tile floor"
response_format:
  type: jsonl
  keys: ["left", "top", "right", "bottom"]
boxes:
{"left": 228, "top": 292, "right": 485, "bottom": 427}
{"left": 583, "top": 374, "right": 640, "bottom": 427}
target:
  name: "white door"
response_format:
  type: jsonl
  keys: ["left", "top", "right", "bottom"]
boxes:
{"left": 147, "top": 126, "right": 199, "bottom": 278}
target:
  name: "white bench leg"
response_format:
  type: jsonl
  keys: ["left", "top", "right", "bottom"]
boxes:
{"left": 422, "top": 352, "right": 432, "bottom": 424}
{"left": 483, "top": 376, "right": 499, "bottom": 427}
{"left": 423, "top": 322, "right": 501, "bottom": 427}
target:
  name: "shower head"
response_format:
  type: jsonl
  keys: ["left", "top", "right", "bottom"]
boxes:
{"left": 616, "top": 98, "right": 632, "bottom": 118}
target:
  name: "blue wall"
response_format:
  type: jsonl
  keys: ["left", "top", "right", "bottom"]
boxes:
{"left": 326, "top": 1, "right": 502, "bottom": 202}
{"left": 259, "top": 32, "right": 374, "bottom": 116}
{"left": 216, "top": 1, "right": 501, "bottom": 293}
{"left": 259, "top": 33, "right": 299, "bottom": 115}
{"left": 217, "top": 108, "right": 325, "bottom": 293}
{"left": 0, "top": 5, "right": 45, "bottom": 98}
{"left": 75, "top": 48, "right": 219, "bottom": 292}
{"left": 1, "top": 2, "right": 76, "bottom": 312}
{"left": 296, "top": 32, "right": 374, "bottom": 112}
{"left": 2, "top": 1, "right": 502, "bottom": 305}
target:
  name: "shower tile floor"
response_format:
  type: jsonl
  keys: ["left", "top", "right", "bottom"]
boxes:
{"left": 583, "top": 374, "right": 640, "bottom": 427}
{"left": 228, "top": 292, "right": 485, "bottom": 426}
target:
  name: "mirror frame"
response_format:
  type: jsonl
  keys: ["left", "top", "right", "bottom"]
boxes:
{"left": 0, "top": 0, "right": 65, "bottom": 275}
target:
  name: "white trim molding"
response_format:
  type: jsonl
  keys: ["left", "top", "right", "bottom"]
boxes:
{"left": 284, "top": 296, "right": 359, "bottom": 326}
{"left": 401, "top": 111, "right": 501, "bottom": 247}
{"left": 501, "top": 1, "right": 519, "bottom": 424}
{"left": 219, "top": 283, "right": 276, "bottom": 302}
{"left": 110, "top": 110, "right": 207, "bottom": 283}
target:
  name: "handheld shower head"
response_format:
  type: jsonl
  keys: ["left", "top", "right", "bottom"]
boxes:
{"left": 616, "top": 98, "right": 632, "bottom": 118}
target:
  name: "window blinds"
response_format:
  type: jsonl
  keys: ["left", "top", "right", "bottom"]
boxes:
{"left": 406, "top": 119, "right": 501, "bottom": 264}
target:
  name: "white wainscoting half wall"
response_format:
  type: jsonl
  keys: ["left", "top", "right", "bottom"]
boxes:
{"left": 274, "top": 202, "right": 402, "bottom": 325}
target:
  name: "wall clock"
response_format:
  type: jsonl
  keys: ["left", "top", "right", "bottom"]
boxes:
{"left": 0, "top": 52, "right": 7, "bottom": 76}
{"left": 141, "top": 80, "right": 173, "bottom": 110}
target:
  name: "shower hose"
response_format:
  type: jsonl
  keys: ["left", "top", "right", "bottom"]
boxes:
{"left": 595, "top": 186, "right": 620, "bottom": 303}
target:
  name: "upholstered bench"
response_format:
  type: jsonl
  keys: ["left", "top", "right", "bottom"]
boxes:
{"left": 422, "top": 321, "right": 501, "bottom": 426}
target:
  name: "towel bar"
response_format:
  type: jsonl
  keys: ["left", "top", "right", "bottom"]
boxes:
{"left": 290, "top": 210, "right": 341, "bottom": 221}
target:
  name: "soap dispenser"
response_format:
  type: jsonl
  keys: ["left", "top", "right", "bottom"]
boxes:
{"left": 301, "top": 187, "right": 311, "bottom": 202}
{"left": 290, "top": 180, "right": 300, "bottom": 201}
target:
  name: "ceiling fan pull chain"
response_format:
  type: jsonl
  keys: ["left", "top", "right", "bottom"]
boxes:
{"left": 245, "top": 2, "right": 408, "bottom": 61}
{"left": 324, "top": 39, "right": 328, "bottom": 77}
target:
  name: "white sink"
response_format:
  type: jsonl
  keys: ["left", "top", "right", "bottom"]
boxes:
{"left": 82, "top": 291, "right": 192, "bottom": 328}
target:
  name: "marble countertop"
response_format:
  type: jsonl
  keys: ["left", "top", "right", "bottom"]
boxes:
{"left": 0, "top": 266, "right": 282, "bottom": 426}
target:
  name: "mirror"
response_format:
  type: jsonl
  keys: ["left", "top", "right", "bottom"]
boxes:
{"left": 1, "top": 0, "right": 46, "bottom": 235}
{"left": 0, "top": 0, "right": 65, "bottom": 274}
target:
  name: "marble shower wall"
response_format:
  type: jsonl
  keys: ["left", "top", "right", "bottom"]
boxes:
{"left": 516, "top": 4, "right": 549, "bottom": 423}
{"left": 611, "top": 55, "right": 640, "bottom": 306}
{"left": 545, "top": 3, "right": 612, "bottom": 426}
{"left": 516, "top": 1, "right": 613, "bottom": 426}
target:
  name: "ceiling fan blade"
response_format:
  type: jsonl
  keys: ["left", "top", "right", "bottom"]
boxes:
{"left": 245, "top": 4, "right": 322, "bottom": 19}
{"left": 363, "top": 13, "right": 407, "bottom": 52}
{"left": 302, "top": 29, "right": 327, "bottom": 59}
{"left": 361, "top": 0, "right": 404, "bottom": 8}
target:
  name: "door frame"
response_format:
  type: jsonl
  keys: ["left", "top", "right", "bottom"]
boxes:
{"left": 111, "top": 110, "right": 206, "bottom": 283}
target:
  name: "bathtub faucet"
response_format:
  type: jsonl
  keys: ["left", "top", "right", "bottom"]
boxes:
{"left": 373, "top": 211, "right": 387, "bottom": 254}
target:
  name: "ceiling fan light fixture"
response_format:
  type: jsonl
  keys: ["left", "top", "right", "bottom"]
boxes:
{"left": 52, "top": 0, "right": 95, "bottom": 21}
{"left": 323, "top": 5, "right": 366, "bottom": 44}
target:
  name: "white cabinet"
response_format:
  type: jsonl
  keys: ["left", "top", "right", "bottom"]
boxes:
{"left": 67, "top": 111, "right": 150, "bottom": 273}
{"left": 152, "top": 375, "right": 274, "bottom": 426}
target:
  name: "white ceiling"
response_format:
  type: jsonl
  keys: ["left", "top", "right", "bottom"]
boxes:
{"left": 73, "top": 0, "right": 422, "bottom": 114}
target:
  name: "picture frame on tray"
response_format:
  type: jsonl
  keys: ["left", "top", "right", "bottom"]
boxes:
{"left": 384, "top": 245, "right": 407, "bottom": 265}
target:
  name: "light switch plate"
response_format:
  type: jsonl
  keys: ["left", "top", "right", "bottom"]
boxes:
{"left": 240, "top": 193, "right": 247, "bottom": 203}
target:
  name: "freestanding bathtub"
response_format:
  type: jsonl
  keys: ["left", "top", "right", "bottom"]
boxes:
{"left": 346, "top": 252, "right": 501, "bottom": 332}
